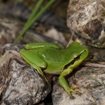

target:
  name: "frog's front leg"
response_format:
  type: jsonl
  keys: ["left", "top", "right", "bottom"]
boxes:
{"left": 59, "top": 50, "right": 88, "bottom": 98}
{"left": 58, "top": 68, "right": 78, "bottom": 98}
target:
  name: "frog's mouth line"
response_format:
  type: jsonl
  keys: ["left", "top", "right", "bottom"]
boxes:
{"left": 65, "top": 55, "right": 81, "bottom": 69}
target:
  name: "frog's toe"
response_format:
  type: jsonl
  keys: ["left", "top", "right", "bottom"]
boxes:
{"left": 69, "top": 88, "right": 82, "bottom": 99}
{"left": 69, "top": 93, "right": 75, "bottom": 99}
{"left": 72, "top": 87, "right": 82, "bottom": 96}
{"left": 75, "top": 91, "right": 82, "bottom": 96}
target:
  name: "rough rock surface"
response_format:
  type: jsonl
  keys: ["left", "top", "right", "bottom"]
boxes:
{"left": 0, "top": 44, "right": 51, "bottom": 105}
{"left": 67, "top": 0, "right": 105, "bottom": 48}
{"left": 52, "top": 66, "right": 105, "bottom": 105}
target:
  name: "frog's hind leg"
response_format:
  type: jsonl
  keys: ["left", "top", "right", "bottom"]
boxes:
{"left": 31, "top": 63, "right": 48, "bottom": 83}
{"left": 20, "top": 49, "right": 48, "bottom": 82}
{"left": 25, "top": 42, "right": 61, "bottom": 49}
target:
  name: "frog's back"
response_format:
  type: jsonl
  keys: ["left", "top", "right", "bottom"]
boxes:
{"left": 38, "top": 47, "right": 67, "bottom": 74}
{"left": 38, "top": 42, "right": 86, "bottom": 64}
{"left": 37, "top": 42, "right": 87, "bottom": 74}
{"left": 38, "top": 47, "right": 65, "bottom": 63}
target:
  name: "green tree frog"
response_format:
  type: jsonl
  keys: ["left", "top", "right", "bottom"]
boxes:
{"left": 20, "top": 42, "right": 89, "bottom": 96}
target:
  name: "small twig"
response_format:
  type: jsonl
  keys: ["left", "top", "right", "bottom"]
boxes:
{"left": 84, "top": 62, "right": 105, "bottom": 68}
{"left": 89, "top": 76, "right": 105, "bottom": 88}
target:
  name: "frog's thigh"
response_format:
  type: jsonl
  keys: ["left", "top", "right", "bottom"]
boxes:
{"left": 20, "top": 49, "right": 47, "bottom": 81}
{"left": 20, "top": 49, "right": 47, "bottom": 68}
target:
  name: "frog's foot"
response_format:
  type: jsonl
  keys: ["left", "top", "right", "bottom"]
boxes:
{"left": 68, "top": 88, "right": 82, "bottom": 99}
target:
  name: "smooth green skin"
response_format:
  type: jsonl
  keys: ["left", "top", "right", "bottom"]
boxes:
{"left": 20, "top": 42, "right": 89, "bottom": 96}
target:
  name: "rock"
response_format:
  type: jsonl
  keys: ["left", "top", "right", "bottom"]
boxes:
{"left": 52, "top": 66, "right": 105, "bottom": 105}
{"left": 67, "top": 0, "right": 105, "bottom": 48}
{"left": 0, "top": 44, "right": 51, "bottom": 105}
